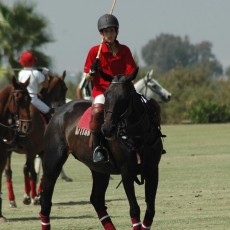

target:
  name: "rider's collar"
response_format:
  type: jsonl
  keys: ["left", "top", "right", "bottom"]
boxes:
{"left": 102, "top": 40, "right": 119, "bottom": 53}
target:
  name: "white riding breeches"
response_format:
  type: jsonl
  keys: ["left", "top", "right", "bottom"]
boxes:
{"left": 93, "top": 94, "right": 105, "bottom": 104}
{"left": 31, "top": 96, "right": 50, "bottom": 113}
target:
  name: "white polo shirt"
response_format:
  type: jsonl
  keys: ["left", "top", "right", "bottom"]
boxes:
{"left": 18, "top": 67, "right": 45, "bottom": 97}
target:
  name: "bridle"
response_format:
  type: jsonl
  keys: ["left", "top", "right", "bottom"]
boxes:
{"left": 0, "top": 88, "right": 32, "bottom": 144}
{"left": 143, "top": 73, "right": 151, "bottom": 97}
{"left": 104, "top": 81, "right": 148, "bottom": 140}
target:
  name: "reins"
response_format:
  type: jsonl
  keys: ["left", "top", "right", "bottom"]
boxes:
{"left": 143, "top": 75, "right": 150, "bottom": 97}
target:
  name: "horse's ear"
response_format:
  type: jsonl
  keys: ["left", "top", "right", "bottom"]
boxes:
{"left": 61, "top": 70, "right": 66, "bottom": 80}
{"left": 126, "top": 67, "right": 139, "bottom": 82}
{"left": 149, "top": 69, "right": 153, "bottom": 77}
{"left": 99, "top": 70, "right": 113, "bottom": 82}
{"left": 12, "top": 76, "right": 17, "bottom": 87}
{"left": 146, "top": 69, "right": 153, "bottom": 81}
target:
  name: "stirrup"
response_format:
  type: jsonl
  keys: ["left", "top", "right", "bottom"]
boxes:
{"left": 93, "top": 146, "right": 109, "bottom": 163}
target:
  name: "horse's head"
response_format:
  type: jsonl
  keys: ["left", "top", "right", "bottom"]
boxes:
{"left": 40, "top": 71, "right": 68, "bottom": 109}
{"left": 145, "top": 77, "right": 171, "bottom": 102}
{"left": 134, "top": 69, "right": 171, "bottom": 102}
{"left": 7, "top": 77, "right": 32, "bottom": 134}
{"left": 102, "top": 68, "right": 139, "bottom": 139}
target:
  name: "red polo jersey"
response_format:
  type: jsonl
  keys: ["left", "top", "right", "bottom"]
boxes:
{"left": 84, "top": 41, "right": 137, "bottom": 98}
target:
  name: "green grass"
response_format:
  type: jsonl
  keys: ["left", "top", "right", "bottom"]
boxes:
{"left": 0, "top": 124, "right": 230, "bottom": 229}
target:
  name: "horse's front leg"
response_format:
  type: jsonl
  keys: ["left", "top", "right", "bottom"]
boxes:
{"left": 5, "top": 151, "right": 17, "bottom": 208}
{"left": 90, "top": 170, "right": 116, "bottom": 230}
{"left": 121, "top": 169, "right": 141, "bottom": 230}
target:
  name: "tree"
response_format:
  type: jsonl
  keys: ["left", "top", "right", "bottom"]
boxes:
{"left": 141, "top": 33, "right": 223, "bottom": 76}
{"left": 194, "top": 41, "right": 223, "bottom": 77}
{"left": 0, "top": 1, "right": 54, "bottom": 75}
{"left": 226, "top": 66, "right": 230, "bottom": 77}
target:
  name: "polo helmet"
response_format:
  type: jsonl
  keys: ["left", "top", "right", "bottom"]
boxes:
{"left": 97, "top": 14, "right": 119, "bottom": 32}
{"left": 19, "top": 51, "right": 37, "bottom": 67}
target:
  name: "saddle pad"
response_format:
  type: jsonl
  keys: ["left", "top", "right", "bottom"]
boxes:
{"left": 75, "top": 107, "right": 91, "bottom": 136}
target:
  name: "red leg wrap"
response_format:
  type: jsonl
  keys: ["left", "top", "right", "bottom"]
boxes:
{"left": 6, "top": 179, "right": 15, "bottom": 201}
{"left": 97, "top": 210, "right": 116, "bottom": 230}
{"left": 30, "top": 179, "right": 37, "bottom": 198}
{"left": 37, "top": 179, "right": 43, "bottom": 194}
{"left": 131, "top": 217, "right": 142, "bottom": 230}
{"left": 24, "top": 175, "right": 30, "bottom": 195}
{"left": 40, "top": 212, "right": 50, "bottom": 230}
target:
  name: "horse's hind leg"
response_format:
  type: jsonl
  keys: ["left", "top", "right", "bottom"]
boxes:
{"left": 40, "top": 142, "right": 68, "bottom": 230}
{"left": 59, "top": 168, "right": 73, "bottom": 182}
{"left": 5, "top": 152, "right": 17, "bottom": 208}
{"left": 90, "top": 170, "right": 116, "bottom": 230}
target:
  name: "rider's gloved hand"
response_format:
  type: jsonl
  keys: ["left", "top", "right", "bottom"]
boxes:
{"left": 89, "top": 58, "right": 99, "bottom": 77}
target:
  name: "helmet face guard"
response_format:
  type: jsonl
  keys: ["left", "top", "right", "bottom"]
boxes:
{"left": 19, "top": 51, "right": 37, "bottom": 67}
{"left": 97, "top": 14, "right": 119, "bottom": 32}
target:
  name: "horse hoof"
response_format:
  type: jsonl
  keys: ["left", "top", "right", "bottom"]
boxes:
{"left": 9, "top": 200, "right": 17, "bottom": 208}
{"left": 0, "top": 216, "right": 7, "bottom": 222}
{"left": 32, "top": 196, "right": 40, "bottom": 205}
{"left": 23, "top": 195, "right": 31, "bottom": 205}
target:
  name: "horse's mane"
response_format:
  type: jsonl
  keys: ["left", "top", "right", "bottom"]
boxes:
{"left": 111, "top": 74, "right": 127, "bottom": 83}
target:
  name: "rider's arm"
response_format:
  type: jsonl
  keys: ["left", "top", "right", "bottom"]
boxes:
{"left": 76, "top": 73, "right": 88, "bottom": 99}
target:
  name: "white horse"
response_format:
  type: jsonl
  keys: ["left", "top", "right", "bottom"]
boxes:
{"left": 76, "top": 69, "right": 171, "bottom": 103}
{"left": 134, "top": 69, "right": 171, "bottom": 102}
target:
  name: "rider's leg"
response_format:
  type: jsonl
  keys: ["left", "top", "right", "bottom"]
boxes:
{"left": 31, "top": 96, "right": 53, "bottom": 123}
{"left": 89, "top": 103, "right": 107, "bottom": 163}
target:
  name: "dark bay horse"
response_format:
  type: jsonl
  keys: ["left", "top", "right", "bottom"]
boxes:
{"left": 0, "top": 77, "right": 32, "bottom": 221}
{"left": 40, "top": 68, "right": 164, "bottom": 230}
{"left": 1, "top": 71, "right": 67, "bottom": 220}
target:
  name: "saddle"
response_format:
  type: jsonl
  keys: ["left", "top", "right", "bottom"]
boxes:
{"left": 75, "top": 107, "right": 91, "bottom": 137}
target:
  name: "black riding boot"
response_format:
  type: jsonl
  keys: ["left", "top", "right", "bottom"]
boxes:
{"left": 92, "top": 131, "right": 108, "bottom": 163}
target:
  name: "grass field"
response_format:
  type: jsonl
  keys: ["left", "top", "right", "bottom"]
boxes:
{"left": 0, "top": 124, "right": 230, "bottom": 230}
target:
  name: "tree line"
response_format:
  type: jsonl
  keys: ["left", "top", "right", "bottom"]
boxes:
{"left": 1, "top": 1, "right": 230, "bottom": 124}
